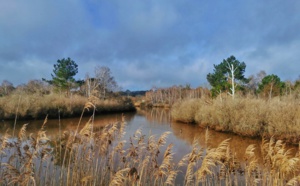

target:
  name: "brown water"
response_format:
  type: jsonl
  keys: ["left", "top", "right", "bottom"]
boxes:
{"left": 3, "top": 108, "right": 300, "bottom": 185}
{"left": 0, "top": 107, "right": 262, "bottom": 163}
{"left": 0, "top": 108, "right": 271, "bottom": 185}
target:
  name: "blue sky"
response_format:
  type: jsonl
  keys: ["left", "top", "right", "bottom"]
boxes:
{"left": 0, "top": 0, "right": 300, "bottom": 90}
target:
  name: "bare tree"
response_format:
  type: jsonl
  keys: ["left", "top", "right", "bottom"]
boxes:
{"left": 145, "top": 86, "right": 210, "bottom": 106}
{"left": 0, "top": 80, "right": 15, "bottom": 96}
{"left": 94, "top": 66, "right": 118, "bottom": 99}
{"left": 257, "top": 70, "right": 267, "bottom": 84}
{"left": 24, "top": 80, "right": 50, "bottom": 95}
{"left": 284, "top": 80, "right": 292, "bottom": 96}
{"left": 227, "top": 63, "right": 237, "bottom": 99}
{"left": 247, "top": 70, "right": 267, "bottom": 95}
{"left": 84, "top": 73, "right": 98, "bottom": 97}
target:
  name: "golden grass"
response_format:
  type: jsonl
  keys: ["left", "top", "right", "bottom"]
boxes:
{"left": 171, "top": 96, "right": 300, "bottom": 144}
{"left": 0, "top": 93, "right": 135, "bottom": 120}
{"left": 171, "top": 99, "right": 202, "bottom": 123}
{"left": 2, "top": 103, "right": 300, "bottom": 185}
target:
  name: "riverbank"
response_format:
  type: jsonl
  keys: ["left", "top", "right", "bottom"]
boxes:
{"left": 171, "top": 96, "right": 300, "bottom": 145}
{"left": 1, "top": 110, "right": 299, "bottom": 185}
{"left": 0, "top": 93, "right": 135, "bottom": 120}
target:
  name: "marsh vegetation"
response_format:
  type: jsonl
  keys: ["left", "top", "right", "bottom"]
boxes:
{"left": 0, "top": 58, "right": 135, "bottom": 120}
{"left": 1, "top": 55, "right": 300, "bottom": 185}
{"left": 1, "top": 106, "right": 300, "bottom": 185}
{"left": 171, "top": 95, "right": 300, "bottom": 145}
{"left": 0, "top": 92, "right": 134, "bottom": 120}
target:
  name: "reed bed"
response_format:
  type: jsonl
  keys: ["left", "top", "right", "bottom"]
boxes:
{"left": 0, "top": 93, "right": 135, "bottom": 120}
{"left": 172, "top": 96, "right": 300, "bottom": 144}
{"left": 1, "top": 103, "right": 300, "bottom": 185}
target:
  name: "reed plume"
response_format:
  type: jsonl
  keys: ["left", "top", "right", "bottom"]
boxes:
{"left": 4, "top": 100, "right": 300, "bottom": 186}
{"left": 195, "top": 138, "right": 230, "bottom": 184}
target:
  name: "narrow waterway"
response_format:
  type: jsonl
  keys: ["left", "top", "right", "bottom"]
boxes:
{"left": 1, "top": 108, "right": 270, "bottom": 184}
{"left": 1, "top": 107, "right": 262, "bottom": 163}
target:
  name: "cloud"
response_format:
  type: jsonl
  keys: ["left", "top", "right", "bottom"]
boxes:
{"left": 0, "top": 59, "right": 52, "bottom": 85}
{"left": 0, "top": 0, "right": 299, "bottom": 89}
{"left": 246, "top": 40, "right": 300, "bottom": 80}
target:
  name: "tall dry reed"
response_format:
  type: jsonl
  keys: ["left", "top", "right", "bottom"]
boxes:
{"left": 0, "top": 93, "right": 135, "bottom": 120}
{"left": 2, "top": 100, "right": 300, "bottom": 185}
{"left": 172, "top": 96, "right": 300, "bottom": 144}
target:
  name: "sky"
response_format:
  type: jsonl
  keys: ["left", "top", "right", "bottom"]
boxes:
{"left": 0, "top": 0, "right": 300, "bottom": 90}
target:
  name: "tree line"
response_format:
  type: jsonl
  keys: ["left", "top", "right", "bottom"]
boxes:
{"left": 145, "top": 85, "right": 211, "bottom": 106}
{"left": 206, "top": 55, "right": 300, "bottom": 99}
{"left": 1, "top": 56, "right": 299, "bottom": 101}
{"left": 145, "top": 55, "right": 300, "bottom": 106}
{"left": 0, "top": 58, "right": 119, "bottom": 99}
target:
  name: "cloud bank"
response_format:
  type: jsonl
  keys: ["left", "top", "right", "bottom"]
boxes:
{"left": 0, "top": 0, "right": 299, "bottom": 90}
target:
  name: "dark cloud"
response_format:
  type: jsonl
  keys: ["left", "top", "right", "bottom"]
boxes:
{"left": 0, "top": 0, "right": 299, "bottom": 90}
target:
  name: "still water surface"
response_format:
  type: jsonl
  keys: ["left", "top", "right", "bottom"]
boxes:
{"left": 1, "top": 108, "right": 267, "bottom": 184}
{"left": 1, "top": 108, "right": 261, "bottom": 164}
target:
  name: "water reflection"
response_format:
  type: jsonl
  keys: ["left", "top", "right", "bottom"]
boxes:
{"left": 1, "top": 108, "right": 262, "bottom": 162}
{"left": 2, "top": 108, "right": 298, "bottom": 185}
{"left": 0, "top": 112, "right": 136, "bottom": 138}
{"left": 171, "top": 121, "right": 262, "bottom": 160}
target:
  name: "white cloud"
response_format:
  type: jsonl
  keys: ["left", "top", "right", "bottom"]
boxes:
{"left": 0, "top": 0, "right": 300, "bottom": 89}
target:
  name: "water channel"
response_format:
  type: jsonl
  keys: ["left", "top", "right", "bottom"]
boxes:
{"left": 1, "top": 108, "right": 262, "bottom": 163}
{"left": 1, "top": 107, "right": 265, "bottom": 184}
